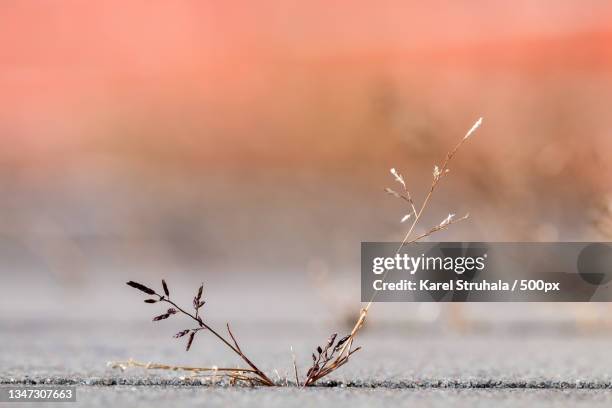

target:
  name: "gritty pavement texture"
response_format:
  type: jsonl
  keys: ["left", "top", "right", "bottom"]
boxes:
{"left": 3, "top": 319, "right": 612, "bottom": 406}
{"left": 3, "top": 387, "right": 611, "bottom": 408}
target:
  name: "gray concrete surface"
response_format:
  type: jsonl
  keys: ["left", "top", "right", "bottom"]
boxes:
{"left": 3, "top": 319, "right": 612, "bottom": 406}
{"left": 8, "top": 387, "right": 611, "bottom": 408}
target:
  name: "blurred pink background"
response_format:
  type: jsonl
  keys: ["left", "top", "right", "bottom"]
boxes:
{"left": 1, "top": 1, "right": 612, "bottom": 323}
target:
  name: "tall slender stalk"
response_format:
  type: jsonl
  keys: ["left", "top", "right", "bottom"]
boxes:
{"left": 303, "top": 117, "right": 483, "bottom": 386}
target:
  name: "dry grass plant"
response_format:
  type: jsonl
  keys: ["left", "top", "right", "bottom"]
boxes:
{"left": 112, "top": 117, "right": 483, "bottom": 386}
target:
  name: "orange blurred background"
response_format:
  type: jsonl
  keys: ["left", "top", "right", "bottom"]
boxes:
{"left": 1, "top": 1, "right": 612, "bottom": 321}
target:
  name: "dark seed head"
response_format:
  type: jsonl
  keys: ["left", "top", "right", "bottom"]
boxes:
{"left": 312, "top": 353, "right": 316, "bottom": 362}
{"left": 316, "top": 346, "right": 323, "bottom": 354}
{"left": 193, "top": 298, "right": 205, "bottom": 310}
{"left": 327, "top": 333, "right": 337, "bottom": 346}
{"left": 186, "top": 331, "right": 195, "bottom": 351}
{"left": 162, "top": 279, "right": 170, "bottom": 297}
{"left": 144, "top": 299, "right": 157, "bottom": 304}
{"left": 153, "top": 313, "right": 170, "bottom": 321}
{"left": 196, "top": 284, "right": 203, "bottom": 302}
{"left": 174, "top": 329, "right": 190, "bottom": 338}
{"left": 167, "top": 308, "right": 177, "bottom": 315}
{"left": 336, "top": 335, "right": 350, "bottom": 346}
{"left": 127, "top": 281, "right": 156, "bottom": 295}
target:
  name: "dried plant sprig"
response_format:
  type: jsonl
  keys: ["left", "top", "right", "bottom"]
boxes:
{"left": 389, "top": 168, "right": 406, "bottom": 190}
{"left": 117, "top": 118, "right": 483, "bottom": 387}
{"left": 385, "top": 187, "right": 418, "bottom": 218}
{"left": 107, "top": 359, "right": 264, "bottom": 386}
{"left": 408, "top": 213, "right": 470, "bottom": 243}
{"left": 464, "top": 116, "right": 483, "bottom": 140}
{"left": 302, "top": 117, "right": 483, "bottom": 386}
{"left": 302, "top": 333, "right": 361, "bottom": 386}
{"left": 397, "top": 117, "right": 483, "bottom": 252}
{"left": 108, "top": 358, "right": 259, "bottom": 375}
{"left": 124, "top": 279, "right": 274, "bottom": 386}
{"left": 291, "top": 346, "right": 300, "bottom": 386}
